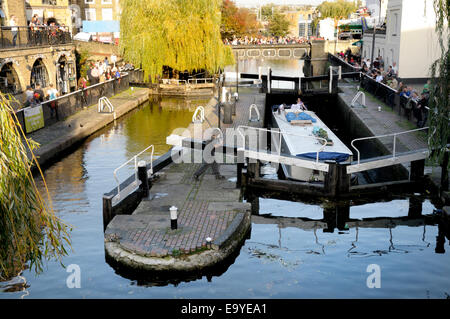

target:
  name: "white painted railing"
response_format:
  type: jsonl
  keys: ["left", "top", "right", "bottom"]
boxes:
{"left": 98, "top": 96, "right": 114, "bottom": 113}
{"left": 249, "top": 104, "right": 260, "bottom": 122}
{"left": 350, "top": 127, "right": 429, "bottom": 164}
{"left": 192, "top": 105, "right": 205, "bottom": 123}
{"left": 351, "top": 91, "right": 366, "bottom": 107}
{"left": 237, "top": 125, "right": 328, "bottom": 164}
{"left": 112, "top": 145, "right": 154, "bottom": 204}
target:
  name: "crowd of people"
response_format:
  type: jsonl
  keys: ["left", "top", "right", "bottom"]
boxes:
{"left": 335, "top": 49, "right": 430, "bottom": 128}
{"left": 82, "top": 57, "right": 123, "bottom": 87}
{"left": 224, "top": 35, "right": 317, "bottom": 46}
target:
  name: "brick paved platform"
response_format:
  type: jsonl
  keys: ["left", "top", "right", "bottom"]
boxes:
{"left": 104, "top": 89, "right": 265, "bottom": 271}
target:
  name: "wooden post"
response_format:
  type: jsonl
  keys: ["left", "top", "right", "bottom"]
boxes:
{"left": 408, "top": 196, "right": 423, "bottom": 218}
{"left": 337, "top": 162, "right": 350, "bottom": 195}
{"left": 138, "top": 160, "right": 149, "bottom": 198}
{"left": 410, "top": 159, "right": 425, "bottom": 181}
{"left": 237, "top": 162, "right": 243, "bottom": 188}
{"left": 324, "top": 160, "right": 337, "bottom": 197}
{"left": 247, "top": 161, "right": 260, "bottom": 179}
{"left": 102, "top": 195, "right": 113, "bottom": 231}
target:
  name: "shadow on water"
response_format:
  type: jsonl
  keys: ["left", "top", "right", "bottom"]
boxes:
{"left": 103, "top": 228, "right": 252, "bottom": 287}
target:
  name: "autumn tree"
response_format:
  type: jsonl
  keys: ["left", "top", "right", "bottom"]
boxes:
{"left": 221, "top": 0, "right": 260, "bottom": 39}
{"left": 120, "top": 0, "right": 234, "bottom": 82}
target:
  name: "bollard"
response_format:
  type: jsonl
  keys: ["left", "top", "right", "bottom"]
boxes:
{"left": 223, "top": 101, "right": 233, "bottom": 124}
{"left": 206, "top": 237, "right": 212, "bottom": 248}
{"left": 137, "top": 160, "right": 149, "bottom": 197}
{"left": 170, "top": 206, "right": 178, "bottom": 230}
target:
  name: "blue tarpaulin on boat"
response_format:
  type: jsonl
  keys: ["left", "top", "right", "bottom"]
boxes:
{"left": 285, "top": 112, "right": 317, "bottom": 123}
{"left": 296, "top": 152, "right": 350, "bottom": 163}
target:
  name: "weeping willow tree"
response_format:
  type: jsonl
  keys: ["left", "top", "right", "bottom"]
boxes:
{"left": 120, "top": 0, "right": 235, "bottom": 82}
{"left": 427, "top": 0, "right": 449, "bottom": 171}
{"left": 0, "top": 94, "right": 71, "bottom": 280}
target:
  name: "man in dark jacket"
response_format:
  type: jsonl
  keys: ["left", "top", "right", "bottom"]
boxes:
{"left": 193, "top": 132, "right": 225, "bottom": 180}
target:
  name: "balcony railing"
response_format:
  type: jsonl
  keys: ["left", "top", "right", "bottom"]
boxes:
{"left": 0, "top": 26, "right": 72, "bottom": 50}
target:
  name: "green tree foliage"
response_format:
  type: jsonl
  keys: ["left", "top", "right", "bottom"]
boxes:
{"left": 221, "top": 0, "right": 260, "bottom": 39}
{"left": 261, "top": 4, "right": 276, "bottom": 21}
{"left": 316, "top": 0, "right": 358, "bottom": 20}
{"left": 120, "top": 0, "right": 234, "bottom": 82}
{"left": 427, "top": 0, "right": 449, "bottom": 168}
{"left": 268, "top": 11, "right": 291, "bottom": 37}
{"left": 0, "top": 94, "right": 71, "bottom": 280}
{"left": 313, "top": 0, "right": 358, "bottom": 33}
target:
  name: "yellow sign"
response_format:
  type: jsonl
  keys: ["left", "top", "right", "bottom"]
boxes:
{"left": 24, "top": 104, "right": 45, "bottom": 133}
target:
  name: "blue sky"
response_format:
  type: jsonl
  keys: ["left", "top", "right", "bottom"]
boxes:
{"left": 234, "top": 0, "right": 325, "bottom": 7}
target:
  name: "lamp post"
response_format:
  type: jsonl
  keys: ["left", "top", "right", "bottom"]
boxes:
{"left": 370, "top": 0, "right": 382, "bottom": 66}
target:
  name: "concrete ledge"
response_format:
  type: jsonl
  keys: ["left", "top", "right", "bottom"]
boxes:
{"left": 32, "top": 89, "right": 149, "bottom": 167}
{"left": 104, "top": 210, "right": 251, "bottom": 272}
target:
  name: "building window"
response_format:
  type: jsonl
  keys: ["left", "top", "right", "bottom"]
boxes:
{"left": 102, "top": 8, "right": 113, "bottom": 21}
{"left": 101, "top": 0, "right": 112, "bottom": 3}
{"left": 42, "top": 0, "right": 57, "bottom": 5}
{"left": 85, "top": 0, "right": 95, "bottom": 4}
{"left": 85, "top": 8, "right": 96, "bottom": 21}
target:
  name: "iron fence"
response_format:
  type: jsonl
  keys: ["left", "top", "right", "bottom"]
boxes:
{"left": 0, "top": 26, "right": 72, "bottom": 49}
{"left": 14, "top": 70, "right": 141, "bottom": 133}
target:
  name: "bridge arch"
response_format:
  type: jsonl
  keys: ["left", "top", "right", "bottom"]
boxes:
{"left": 30, "top": 58, "right": 50, "bottom": 89}
{"left": 0, "top": 61, "right": 22, "bottom": 95}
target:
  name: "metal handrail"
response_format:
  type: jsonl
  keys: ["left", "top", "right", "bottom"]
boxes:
{"left": 249, "top": 104, "right": 260, "bottom": 122}
{"left": 351, "top": 91, "right": 366, "bottom": 107}
{"left": 237, "top": 125, "right": 328, "bottom": 163}
{"left": 113, "top": 145, "right": 154, "bottom": 200}
{"left": 351, "top": 127, "right": 429, "bottom": 164}
{"left": 192, "top": 105, "right": 205, "bottom": 123}
{"left": 98, "top": 96, "right": 114, "bottom": 113}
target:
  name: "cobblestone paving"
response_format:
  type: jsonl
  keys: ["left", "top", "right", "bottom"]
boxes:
{"left": 339, "top": 81, "right": 428, "bottom": 153}
{"left": 105, "top": 90, "right": 264, "bottom": 258}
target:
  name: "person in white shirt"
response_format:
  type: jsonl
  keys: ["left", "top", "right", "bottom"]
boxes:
{"left": 290, "top": 98, "right": 307, "bottom": 112}
{"left": 46, "top": 83, "right": 59, "bottom": 118}
{"left": 375, "top": 71, "right": 383, "bottom": 83}
{"left": 9, "top": 15, "right": 18, "bottom": 46}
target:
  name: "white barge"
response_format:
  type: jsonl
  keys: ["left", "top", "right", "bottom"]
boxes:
{"left": 271, "top": 108, "right": 353, "bottom": 182}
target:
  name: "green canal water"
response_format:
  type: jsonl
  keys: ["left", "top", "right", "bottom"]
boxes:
{"left": 1, "top": 60, "right": 449, "bottom": 299}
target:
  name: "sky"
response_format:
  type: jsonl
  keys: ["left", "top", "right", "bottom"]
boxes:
{"left": 234, "top": 0, "right": 326, "bottom": 7}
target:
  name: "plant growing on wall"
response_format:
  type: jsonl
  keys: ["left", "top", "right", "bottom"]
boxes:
{"left": 427, "top": 0, "right": 449, "bottom": 171}
{"left": 119, "top": 0, "right": 235, "bottom": 82}
{"left": 0, "top": 94, "right": 71, "bottom": 280}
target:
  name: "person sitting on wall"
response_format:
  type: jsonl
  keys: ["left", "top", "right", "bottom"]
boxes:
{"left": 375, "top": 71, "right": 384, "bottom": 83}
{"left": 33, "top": 84, "right": 45, "bottom": 103}
{"left": 23, "top": 85, "right": 35, "bottom": 107}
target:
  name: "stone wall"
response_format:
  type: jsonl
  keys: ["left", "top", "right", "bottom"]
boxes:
{"left": 0, "top": 43, "right": 77, "bottom": 99}
{"left": 74, "top": 40, "right": 120, "bottom": 61}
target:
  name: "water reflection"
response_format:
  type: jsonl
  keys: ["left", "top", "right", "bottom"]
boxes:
{"left": 249, "top": 195, "right": 449, "bottom": 257}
